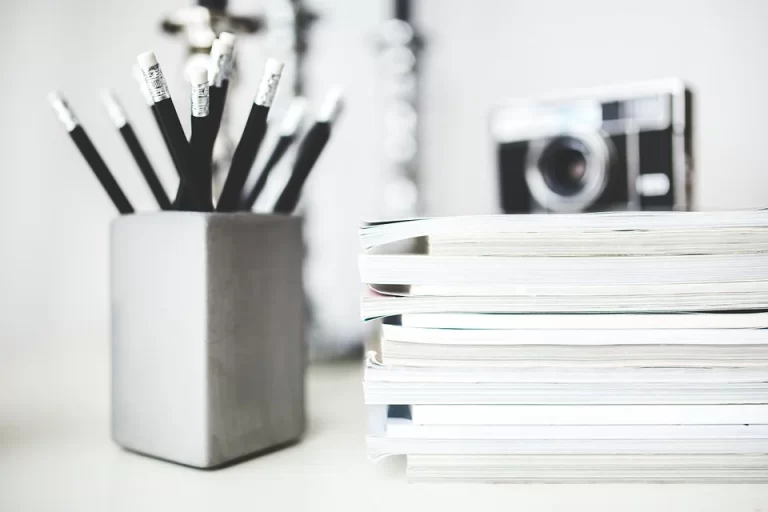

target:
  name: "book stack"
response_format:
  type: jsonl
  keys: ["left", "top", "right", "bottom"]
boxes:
{"left": 359, "top": 211, "right": 768, "bottom": 482}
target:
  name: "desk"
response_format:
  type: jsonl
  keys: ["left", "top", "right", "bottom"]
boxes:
{"left": 2, "top": 343, "right": 768, "bottom": 511}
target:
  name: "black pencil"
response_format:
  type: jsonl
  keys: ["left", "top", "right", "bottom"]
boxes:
{"left": 48, "top": 92, "right": 134, "bottom": 214}
{"left": 133, "top": 64, "right": 183, "bottom": 180}
{"left": 239, "top": 97, "right": 307, "bottom": 210}
{"left": 205, "top": 39, "right": 224, "bottom": 166}
{"left": 273, "top": 88, "right": 343, "bottom": 214}
{"left": 216, "top": 58, "right": 284, "bottom": 212}
{"left": 101, "top": 89, "right": 171, "bottom": 210}
{"left": 136, "top": 51, "right": 196, "bottom": 211}
{"left": 189, "top": 67, "right": 214, "bottom": 211}
{"left": 207, "top": 33, "right": 235, "bottom": 161}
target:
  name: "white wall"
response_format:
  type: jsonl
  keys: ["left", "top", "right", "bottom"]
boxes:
{"left": 1, "top": 0, "right": 186, "bottom": 353}
{"left": 2, "top": 0, "right": 768, "bottom": 352}
{"left": 418, "top": 0, "right": 768, "bottom": 214}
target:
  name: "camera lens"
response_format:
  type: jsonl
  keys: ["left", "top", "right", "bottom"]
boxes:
{"left": 525, "top": 132, "right": 611, "bottom": 213}
{"left": 537, "top": 137, "right": 590, "bottom": 197}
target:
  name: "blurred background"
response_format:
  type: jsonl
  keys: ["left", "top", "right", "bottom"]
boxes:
{"left": 2, "top": 0, "right": 768, "bottom": 356}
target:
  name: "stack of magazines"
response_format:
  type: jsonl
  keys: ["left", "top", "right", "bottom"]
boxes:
{"left": 359, "top": 211, "right": 768, "bottom": 482}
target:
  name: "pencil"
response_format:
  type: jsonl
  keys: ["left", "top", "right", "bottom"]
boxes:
{"left": 132, "top": 64, "right": 183, "bottom": 180}
{"left": 189, "top": 67, "right": 214, "bottom": 211}
{"left": 136, "top": 51, "right": 196, "bottom": 211}
{"left": 216, "top": 58, "right": 284, "bottom": 212}
{"left": 101, "top": 89, "right": 171, "bottom": 210}
{"left": 48, "top": 92, "right": 134, "bottom": 214}
{"left": 205, "top": 39, "right": 224, "bottom": 166}
{"left": 239, "top": 97, "right": 307, "bottom": 210}
{"left": 208, "top": 33, "right": 235, "bottom": 160}
{"left": 273, "top": 88, "right": 343, "bottom": 214}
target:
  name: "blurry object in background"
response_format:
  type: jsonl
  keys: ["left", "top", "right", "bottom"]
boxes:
{"left": 161, "top": 2, "right": 263, "bottom": 48}
{"left": 377, "top": 0, "right": 423, "bottom": 219}
{"left": 48, "top": 93, "right": 135, "bottom": 215}
{"left": 286, "top": 0, "right": 319, "bottom": 96}
{"left": 351, "top": 0, "right": 425, "bottom": 361}
{"left": 494, "top": 79, "right": 694, "bottom": 214}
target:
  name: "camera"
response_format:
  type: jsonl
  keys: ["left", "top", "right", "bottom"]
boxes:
{"left": 492, "top": 79, "right": 694, "bottom": 213}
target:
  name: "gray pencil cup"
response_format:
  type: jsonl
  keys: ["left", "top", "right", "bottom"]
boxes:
{"left": 110, "top": 212, "right": 306, "bottom": 468}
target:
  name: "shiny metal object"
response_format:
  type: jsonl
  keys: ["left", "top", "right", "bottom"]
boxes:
{"left": 377, "top": 12, "right": 424, "bottom": 218}
{"left": 110, "top": 213, "right": 306, "bottom": 468}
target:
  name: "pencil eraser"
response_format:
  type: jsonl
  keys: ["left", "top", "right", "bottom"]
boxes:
{"left": 279, "top": 97, "right": 308, "bottom": 136}
{"left": 207, "top": 41, "right": 222, "bottom": 82}
{"left": 137, "top": 51, "right": 158, "bottom": 71}
{"left": 48, "top": 91, "right": 78, "bottom": 131}
{"left": 209, "top": 39, "right": 223, "bottom": 61}
{"left": 264, "top": 58, "right": 285, "bottom": 76}
{"left": 254, "top": 58, "right": 285, "bottom": 107}
{"left": 317, "top": 87, "right": 344, "bottom": 124}
{"left": 189, "top": 66, "right": 209, "bottom": 86}
{"left": 218, "top": 32, "right": 236, "bottom": 48}
{"left": 101, "top": 89, "right": 128, "bottom": 128}
{"left": 47, "top": 91, "right": 64, "bottom": 107}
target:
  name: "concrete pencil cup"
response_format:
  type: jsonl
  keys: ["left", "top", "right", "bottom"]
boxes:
{"left": 110, "top": 212, "right": 306, "bottom": 469}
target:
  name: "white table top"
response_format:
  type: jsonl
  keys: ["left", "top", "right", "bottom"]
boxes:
{"left": 3, "top": 343, "right": 768, "bottom": 511}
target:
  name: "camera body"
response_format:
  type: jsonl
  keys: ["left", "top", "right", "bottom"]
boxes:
{"left": 493, "top": 79, "right": 693, "bottom": 213}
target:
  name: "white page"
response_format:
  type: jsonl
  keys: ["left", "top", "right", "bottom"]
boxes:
{"left": 359, "top": 253, "right": 768, "bottom": 286}
{"left": 381, "top": 324, "right": 768, "bottom": 345}
{"left": 361, "top": 294, "right": 768, "bottom": 319}
{"left": 400, "top": 312, "right": 768, "bottom": 330}
{"left": 360, "top": 210, "right": 768, "bottom": 250}
{"left": 385, "top": 422, "right": 768, "bottom": 440}
{"left": 410, "top": 404, "right": 768, "bottom": 426}
{"left": 364, "top": 351, "right": 768, "bottom": 383}
{"left": 367, "top": 435, "right": 768, "bottom": 457}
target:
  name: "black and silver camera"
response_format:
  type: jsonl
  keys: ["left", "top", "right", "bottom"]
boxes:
{"left": 493, "top": 80, "right": 694, "bottom": 213}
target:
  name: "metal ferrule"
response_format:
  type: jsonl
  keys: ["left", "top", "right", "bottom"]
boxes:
{"left": 191, "top": 82, "right": 210, "bottom": 117}
{"left": 142, "top": 64, "right": 171, "bottom": 103}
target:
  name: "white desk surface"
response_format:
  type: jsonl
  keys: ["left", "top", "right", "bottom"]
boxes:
{"left": 3, "top": 343, "right": 768, "bottom": 512}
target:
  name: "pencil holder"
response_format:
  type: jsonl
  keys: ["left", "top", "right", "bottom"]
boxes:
{"left": 110, "top": 212, "right": 306, "bottom": 469}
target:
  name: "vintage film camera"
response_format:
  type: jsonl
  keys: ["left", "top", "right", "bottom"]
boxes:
{"left": 493, "top": 79, "right": 693, "bottom": 213}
